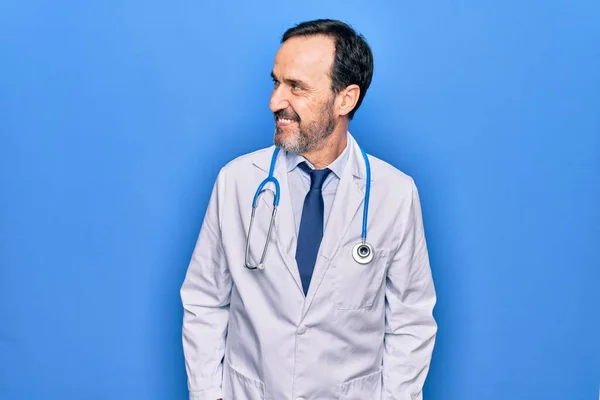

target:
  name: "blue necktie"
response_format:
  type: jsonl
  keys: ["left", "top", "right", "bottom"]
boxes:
{"left": 296, "top": 162, "right": 332, "bottom": 295}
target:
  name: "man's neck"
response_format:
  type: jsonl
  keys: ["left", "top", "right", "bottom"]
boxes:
{"left": 301, "top": 127, "right": 348, "bottom": 169}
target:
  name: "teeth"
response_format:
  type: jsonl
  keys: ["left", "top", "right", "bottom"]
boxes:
{"left": 278, "top": 118, "right": 294, "bottom": 123}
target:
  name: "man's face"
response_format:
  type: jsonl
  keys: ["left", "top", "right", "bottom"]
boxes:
{"left": 269, "top": 35, "right": 338, "bottom": 154}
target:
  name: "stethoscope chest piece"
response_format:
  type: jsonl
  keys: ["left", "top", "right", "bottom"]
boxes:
{"left": 352, "top": 242, "right": 374, "bottom": 264}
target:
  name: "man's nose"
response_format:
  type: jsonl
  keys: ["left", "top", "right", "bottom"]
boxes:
{"left": 269, "top": 85, "right": 289, "bottom": 113}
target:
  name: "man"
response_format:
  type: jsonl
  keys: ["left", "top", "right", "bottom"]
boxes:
{"left": 180, "top": 19, "right": 437, "bottom": 400}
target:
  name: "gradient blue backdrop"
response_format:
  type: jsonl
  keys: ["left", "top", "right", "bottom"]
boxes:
{"left": 1, "top": 1, "right": 599, "bottom": 399}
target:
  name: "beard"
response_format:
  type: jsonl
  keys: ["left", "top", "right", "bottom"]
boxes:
{"left": 273, "top": 98, "right": 336, "bottom": 154}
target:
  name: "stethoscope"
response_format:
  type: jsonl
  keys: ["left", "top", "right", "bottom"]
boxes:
{"left": 244, "top": 146, "right": 373, "bottom": 270}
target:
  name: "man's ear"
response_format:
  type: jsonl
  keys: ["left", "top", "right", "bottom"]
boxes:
{"left": 337, "top": 84, "right": 361, "bottom": 117}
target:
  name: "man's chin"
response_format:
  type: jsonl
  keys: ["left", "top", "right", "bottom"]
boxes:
{"left": 274, "top": 130, "right": 300, "bottom": 153}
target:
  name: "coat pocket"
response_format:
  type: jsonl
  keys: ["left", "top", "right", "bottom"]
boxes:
{"left": 331, "top": 248, "right": 390, "bottom": 310}
{"left": 222, "top": 360, "right": 266, "bottom": 400}
{"left": 338, "top": 367, "right": 382, "bottom": 400}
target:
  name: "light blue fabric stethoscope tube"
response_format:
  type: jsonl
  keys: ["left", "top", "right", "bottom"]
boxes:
{"left": 244, "top": 146, "right": 373, "bottom": 270}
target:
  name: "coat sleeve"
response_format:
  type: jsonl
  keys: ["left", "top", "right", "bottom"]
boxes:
{"left": 180, "top": 168, "right": 232, "bottom": 400}
{"left": 382, "top": 177, "right": 437, "bottom": 400}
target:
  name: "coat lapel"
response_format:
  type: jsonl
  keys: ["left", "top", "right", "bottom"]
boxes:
{"left": 252, "top": 147, "right": 304, "bottom": 295}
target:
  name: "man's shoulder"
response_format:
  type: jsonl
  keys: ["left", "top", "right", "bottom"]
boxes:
{"left": 367, "top": 152, "right": 416, "bottom": 192}
{"left": 226, "top": 145, "right": 274, "bottom": 167}
{"left": 216, "top": 145, "right": 275, "bottom": 177}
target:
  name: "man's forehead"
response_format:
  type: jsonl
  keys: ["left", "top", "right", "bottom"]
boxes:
{"left": 273, "top": 35, "right": 335, "bottom": 80}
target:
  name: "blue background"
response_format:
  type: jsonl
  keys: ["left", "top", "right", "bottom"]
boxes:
{"left": 1, "top": 1, "right": 598, "bottom": 399}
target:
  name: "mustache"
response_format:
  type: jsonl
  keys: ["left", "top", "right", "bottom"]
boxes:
{"left": 274, "top": 109, "right": 300, "bottom": 122}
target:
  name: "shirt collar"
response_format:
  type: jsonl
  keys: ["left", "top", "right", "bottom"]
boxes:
{"left": 285, "top": 133, "right": 350, "bottom": 179}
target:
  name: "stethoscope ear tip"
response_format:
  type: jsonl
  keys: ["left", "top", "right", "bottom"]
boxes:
{"left": 257, "top": 263, "right": 265, "bottom": 270}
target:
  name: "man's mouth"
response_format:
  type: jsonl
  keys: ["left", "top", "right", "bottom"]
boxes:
{"left": 276, "top": 117, "right": 298, "bottom": 127}
{"left": 274, "top": 109, "right": 300, "bottom": 128}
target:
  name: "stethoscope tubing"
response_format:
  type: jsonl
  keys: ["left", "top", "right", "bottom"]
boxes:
{"left": 245, "top": 144, "right": 372, "bottom": 269}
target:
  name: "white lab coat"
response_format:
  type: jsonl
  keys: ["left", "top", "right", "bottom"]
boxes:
{"left": 180, "top": 133, "right": 437, "bottom": 400}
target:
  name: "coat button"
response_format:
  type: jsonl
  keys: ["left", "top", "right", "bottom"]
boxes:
{"left": 296, "top": 326, "right": 307, "bottom": 335}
